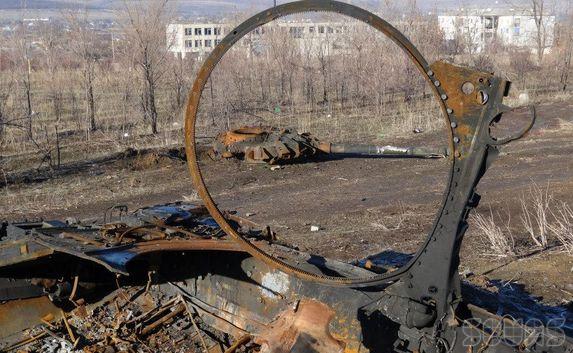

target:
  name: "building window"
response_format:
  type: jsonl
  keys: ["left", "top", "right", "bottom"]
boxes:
{"left": 214, "top": 27, "right": 221, "bottom": 35}
{"left": 194, "top": 39, "right": 201, "bottom": 47}
{"left": 483, "top": 16, "right": 498, "bottom": 30}
{"left": 205, "top": 27, "right": 212, "bottom": 35}
{"left": 308, "top": 26, "right": 315, "bottom": 33}
{"left": 514, "top": 18, "right": 521, "bottom": 36}
{"left": 195, "top": 28, "right": 202, "bottom": 35}
{"left": 185, "top": 40, "right": 193, "bottom": 48}
{"left": 327, "top": 26, "right": 333, "bottom": 33}
{"left": 205, "top": 39, "right": 212, "bottom": 47}
{"left": 318, "top": 25, "right": 325, "bottom": 34}
{"left": 484, "top": 17, "right": 493, "bottom": 29}
{"left": 289, "top": 26, "right": 304, "bottom": 38}
{"left": 215, "top": 39, "right": 221, "bottom": 45}
{"left": 184, "top": 28, "right": 193, "bottom": 36}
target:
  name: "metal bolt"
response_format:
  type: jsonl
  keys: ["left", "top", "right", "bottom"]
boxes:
{"left": 427, "top": 70, "right": 434, "bottom": 76}
{"left": 454, "top": 137, "right": 460, "bottom": 143}
{"left": 450, "top": 122, "right": 457, "bottom": 128}
{"left": 434, "top": 80, "right": 441, "bottom": 87}
{"left": 441, "top": 94, "right": 447, "bottom": 100}
{"left": 447, "top": 108, "right": 453, "bottom": 114}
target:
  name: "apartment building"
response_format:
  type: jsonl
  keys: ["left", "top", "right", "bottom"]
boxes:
{"left": 169, "top": 10, "right": 557, "bottom": 58}
{"left": 167, "top": 20, "right": 350, "bottom": 58}
{"left": 438, "top": 10, "right": 556, "bottom": 54}
{"left": 167, "top": 22, "right": 228, "bottom": 58}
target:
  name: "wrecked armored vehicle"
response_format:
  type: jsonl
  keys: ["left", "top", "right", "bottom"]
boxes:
{"left": 209, "top": 126, "right": 446, "bottom": 164}
{"left": 1, "top": 1, "right": 571, "bottom": 353}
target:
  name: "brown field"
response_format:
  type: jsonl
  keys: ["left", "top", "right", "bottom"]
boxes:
{"left": 2, "top": 98, "right": 573, "bottom": 307}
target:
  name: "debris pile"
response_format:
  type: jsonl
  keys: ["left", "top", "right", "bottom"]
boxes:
{"left": 4, "top": 287, "right": 234, "bottom": 353}
{"left": 0, "top": 203, "right": 262, "bottom": 353}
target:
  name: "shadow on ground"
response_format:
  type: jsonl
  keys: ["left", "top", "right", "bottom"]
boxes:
{"left": 359, "top": 250, "right": 573, "bottom": 336}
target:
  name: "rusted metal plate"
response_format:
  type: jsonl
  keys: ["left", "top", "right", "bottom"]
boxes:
{"left": 0, "top": 296, "right": 62, "bottom": 339}
{"left": 255, "top": 300, "right": 345, "bottom": 353}
{"left": 0, "top": 240, "right": 54, "bottom": 268}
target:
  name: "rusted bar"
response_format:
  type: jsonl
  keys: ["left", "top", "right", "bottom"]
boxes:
{"left": 139, "top": 303, "right": 185, "bottom": 336}
{"left": 224, "top": 335, "right": 251, "bottom": 353}
{"left": 180, "top": 296, "right": 209, "bottom": 353}
{"left": 60, "top": 310, "right": 76, "bottom": 343}
{"left": 1, "top": 331, "right": 48, "bottom": 351}
{"left": 60, "top": 232, "right": 104, "bottom": 247}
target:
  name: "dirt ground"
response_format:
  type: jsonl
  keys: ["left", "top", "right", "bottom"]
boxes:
{"left": 1, "top": 100, "right": 573, "bottom": 309}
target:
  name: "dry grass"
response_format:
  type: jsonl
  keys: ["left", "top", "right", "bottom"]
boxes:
{"left": 475, "top": 183, "right": 573, "bottom": 257}
{"left": 520, "top": 182, "right": 552, "bottom": 248}
{"left": 548, "top": 201, "right": 573, "bottom": 254}
{"left": 470, "top": 208, "right": 515, "bottom": 257}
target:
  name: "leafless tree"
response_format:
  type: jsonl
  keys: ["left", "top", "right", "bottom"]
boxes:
{"left": 38, "top": 22, "right": 65, "bottom": 167}
{"left": 66, "top": 10, "right": 100, "bottom": 132}
{"left": 504, "top": 0, "right": 552, "bottom": 65}
{"left": 509, "top": 47, "right": 535, "bottom": 88}
{"left": 117, "top": 0, "right": 175, "bottom": 134}
{"left": 0, "top": 36, "right": 13, "bottom": 141}
{"left": 559, "top": 9, "right": 572, "bottom": 91}
{"left": 11, "top": 23, "right": 34, "bottom": 139}
{"left": 531, "top": 0, "right": 549, "bottom": 65}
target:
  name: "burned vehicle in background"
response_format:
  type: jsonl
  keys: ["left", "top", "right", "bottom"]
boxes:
{"left": 1, "top": 1, "right": 572, "bottom": 352}
{"left": 208, "top": 126, "right": 446, "bottom": 164}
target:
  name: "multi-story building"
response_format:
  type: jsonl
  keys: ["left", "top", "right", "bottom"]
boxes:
{"left": 167, "top": 20, "right": 350, "bottom": 58}
{"left": 438, "top": 10, "right": 556, "bottom": 54}
{"left": 169, "top": 10, "right": 557, "bottom": 58}
{"left": 167, "top": 22, "right": 228, "bottom": 58}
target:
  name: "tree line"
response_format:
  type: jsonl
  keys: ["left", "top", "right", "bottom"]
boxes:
{"left": 0, "top": 0, "right": 571, "bottom": 170}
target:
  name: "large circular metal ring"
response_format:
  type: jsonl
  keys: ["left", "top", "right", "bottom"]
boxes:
{"left": 185, "top": 0, "right": 452, "bottom": 287}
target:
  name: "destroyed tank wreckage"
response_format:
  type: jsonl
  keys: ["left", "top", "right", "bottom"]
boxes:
{"left": 208, "top": 126, "right": 447, "bottom": 164}
{"left": 1, "top": 1, "right": 572, "bottom": 352}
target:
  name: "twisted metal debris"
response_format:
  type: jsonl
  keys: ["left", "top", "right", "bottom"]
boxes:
{"left": 1, "top": 1, "right": 571, "bottom": 353}
{"left": 209, "top": 126, "right": 446, "bottom": 164}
